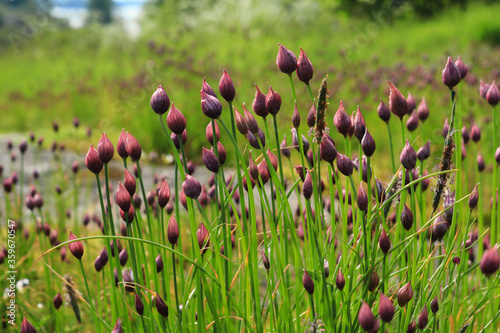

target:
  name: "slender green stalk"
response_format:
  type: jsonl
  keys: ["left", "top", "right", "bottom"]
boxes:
{"left": 387, "top": 122, "right": 396, "bottom": 174}
{"left": 79, "top": 259, "right": 102, "bottom": 333}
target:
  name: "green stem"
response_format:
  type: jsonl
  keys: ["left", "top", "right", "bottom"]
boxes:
{"left": 79, "top": 260, "right": 102, "bottom": 333}
{"left": 387, "top": 122, "right": 396, "bottom": 174}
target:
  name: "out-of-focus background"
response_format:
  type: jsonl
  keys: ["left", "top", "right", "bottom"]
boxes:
{"left": 1, "top": 0, "right": 500, "bottom": 164}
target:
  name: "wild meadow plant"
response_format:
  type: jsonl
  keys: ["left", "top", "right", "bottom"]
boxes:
{"left": 3, "top": 45, "right": 500, "bottom": 332}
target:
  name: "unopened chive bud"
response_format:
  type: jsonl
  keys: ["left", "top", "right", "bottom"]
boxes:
{"left": 234, "top": 107, "right": 247, "bottom": 135}
{"left": 276, "top": 43, "right": 297, "bottom": 74}
{"left": 53, "top": 292, "right": 63, "bottom": 310}
{"left": 353, "top": 106, "right": 366, "bottom": 142}
{"left": 267, "top": 149, "right": 278, "bottom": 171}
{"left": 486, "top": 81, "right": 500, "bottom": 107}
{"left": 167, "top": 215, "right": 179, "bottom": 246}
{"left": 218, "top": 69, "right": 235, "bottom": 102}
{"left": 292, "top": 102, "right": 301, "bottom": 128}
{"left": 258, "top": 161, "right": 270, "bottom": 185}
{"left": 265, "top": 86, "right": 281, "bottom": 116}
{"left": 302, "top": 270, "right": 314, "bottom": 294}
{"left": 85, "top": 145, "right": 103, "bottom": 174}
{"left": 116, "top": 129, "right": 128, "bottom": 159}
{"left": 120, "top": 205, "right": 135, "bottom": 223}
{"left": 296, "top": 47, "right": 313, "bottom": 84}
{"left": 196, "top": 222, "right": 210, "bottom": 251}
{"left": 470, "top": 122, "right": 481, "bottom": 142}
{"left": 477, "top": 153, "right": 485, "bottom": 172}
{"left": 334, "top": 101, "right": 351, "bottom": 137}
{"left": 166, "top": 103, "right": 187, "bottom": 135}
{"left": 243, "top": 102, "right": 259, "bottom": 134}
{"left": 417, "top": 97, "right": 429, "bottom": 121}
{"left": 379, "top": 228, "right": 391, "bottom": 254}
{"left": 401, "top": 204, "right": 413, "bottom": 230}
{"left": 377, "top": 99, "right": 391, "bottom": 123}
{"left": 302, "top": 171, "right": 313, "bottom": 200}
{"left": 182, "top": 175, "right": 202, "bottom": 199}
{"left": 202, "top": 77, "right": 217, "bottom": 97}
{"left": 373, "top": 177, "right": 385, "bottom": 202}
{"left": 320, "top": 134, "right": 337, "bottom": 164}
{"left": 125, "top": 132, "right": 141, "bottom": 161}
{"left": 261, "top": 250, "right": 270, "bottom": 270}
{"left": 203, "top": 147, "right": 220, "bottom": 173}
{"left": 480, "top": 80, "right": 490, "bottom": 99}
{"left": 417, "top": 140, "right": 431, "bottom": 161}
{"left": 68, "top": 231, "right": 84, "bottom": 260}
{"left": 21, "top": 318, "right": 37, "bottom": 333}
{"left": 135, "top": 292, "right": 144, "bottom": 316}
{"left": 116, "top": 182, "right": 131, "bottom": 212}
{"left": 406, "top": 110, "right": 419, "bottom": 132}
{"left": 480, "top": 247, "right": 500, "bottom": 277}
{"left": 387, "top": 81, "right": 408, "bottom": 119}
{"left": 378, "top": 293, "right": 395, "bottom": 322}
{"left": 442, "top": 57, "right": 461, "bottom": 89}
{"left": 201, "top": 91, "right": 222, "bottom": 119}
{"left": 336, "top": 153, "right": 353, "bottom": 176}
{"left": 294, "top": 165, "right": 306, "bottom": 182}
{"left": 336, "top": 269, "right": 345, "bottom": 290}
{"left": 358, "top": 301, "right": 375, "bottom": 331}
{"left": 361, "top": 130, "right": 376, "bottom": 157}
{"left": 307, "top": 104, "right": 316, "bottom": 128}
{"left": 155, "top": 294, "right": 169, "bottom": 318}
{"left": 407, "top": 320, "right": 417, "bottom": 333}
{"left": 119, "top": 248, "right": 128, "bottom": 266}
{"left": 418, "top": 306, "right": 428, "bottom": 330}
{"left": 368, "top": 270, "right": 379, "bottom": 292}
{"left": 156, "top": 254, "right": 163, "bottom": 273}
{"left": 357, "top": 183, "right": 368, "bottom": 211}
{"left": 97, "top": 132, "right": 114, "bottom": 163}
{"left": 397, "top": 281, "right": 413, "bottom": 307}
{"left": 430, "top": 296, "right": 439, "bottom": 313}
{"left": 281, "top": 135, "right": 291, "bottom": 158}
{"left": 400, "top": 140, "right": 417, "bottom": 170}
{"left": 406, "top": 92, "right": 416, "bottom": 114}
{"left": 157, "top": 180, "right": 170, "bottom": 208}
{"left": 150, "top": 85, "right": 170, "bottom": 115}
{"left": 455, "top": 56, "right": 468, "bottom": 79}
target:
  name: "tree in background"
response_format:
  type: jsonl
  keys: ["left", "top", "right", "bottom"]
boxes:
{"left": 87, "top": 0, "right": 113, "bottom": 24}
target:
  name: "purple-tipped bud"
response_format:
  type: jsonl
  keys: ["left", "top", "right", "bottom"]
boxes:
{"left": 111, "top": 319, "right": 123, "bottom": 333}
{"left": 243, "top": 103, "right": 259, "bottom": 134}
{"left": 201, "top": 91, "right": 223, "bottom": 119}
{"left": 213, "top": 142, "right": 226, "bottom": 165}
{"left": 197, "top": 222, "right": 210, "bottom": 251}
{"left": 257, "top": 161, "right": 270, "bottom": 185}
{"left": 418, "top": 306, "right": 428, "bottom": 330}
{"left": 68, "top": 231, "right": 84, "bottom": 260}
{"left": 119, "top": 248, "right": 128, "bottom": 266}
{"left": 477, "top": 153, "right": 485, "bottom": 172}
{"left": 276, "top": 44, "right": 297, "bottom": 74}
{"left": 480, "top": 247, "right": 500, "bottom": 276}
{"left": 417, "top": 140, "right": 431, "bottom": 161}
{"left": 357, "top": 183, "right": 368, "bottom": 211}
{"left": 334, "top": 101, "right": 351, "bottom": 136}
{"left": 267, "top": 149, "right": 278, "bottom": 171}
{"left": 99, "top": 247, "right": 109, "bottom": 266}
{"left": 430, "top": 297, "right": 439, "bottom": 313}
{"left": 303, "top": 171, "right": 313, "bottom": 200}
{"left": 455, "top": 56, "right": 468, "bottom": 79}
{"left": 406, "top": 110, "right": 419, "bottom": 132}
{"left": 116, "top": 183, "right": 131, "bottom": 212}
{"left": 155, "top": 294, "right": 169, "bottom": 318}
{"left": 158, "top": 180, "right": 170, "bottom": 208}
{"left": 379, "top": 229, "right": 391, "bottom": 254}
{"left": 397, "top": 281, "right": 413, "bottom": 307}
{"left": 400, "top": 140, "right": 417, "bottom": 170}
{"left": 261, "top": 250, "right": 270, "bottom": 270}
{"left": 297, "top": 47, "right": 313, "bottom": 84}
{"left": 368, "top": 270, "right": 380, "bottom": 292}
{"left": 361, "top": 130, "right": 376, "bottom": 157}
{"left": 117, "top": 129, "right": 128, "bottom": 159}
{"left": 354, "top": 106, "right": 366, "bottom": 142}
{"left": 218, "top": 69, "right": 235, "bottom": 102}
{"left": 120, "top": 205, "right": 135, "bottom": 223}
{"left": 281, "top": 135, "right": 291, "bottom": 158}
{"left": 94, "top": 255, "right": 103, "bottom": 272}
{"left": 378, "top": 293, "right": 395, "bottom": 323}
{"left": 470, "top": 122, "right": 481, "bottom": 142}
{"left": 303, "top": 270, "right": 314, "bottom": 294}
{"left": 234, "top": 107, "right": 247, "bottom": 135}
{"left": 202, "top": 77, "right": 217, "bottom": 97}
{"left": 135, "top": 293, "right": 144, "bottom": 316}
{"left": 156, "top": 253, "right": 163, "bottom": 273}
{"left": 265, "top": 86, "right": 281, "bottom": 116}
{"left": 388, "top": 81, "right": 408, "bottom": 119}
{"left": 125, "top": 132, "right": 141, "bottom": 161}
{"left": 203, "top": 147, "right": 220, "bottom": 173}
{"left": 252, "top": 84, "right": 269, "bottom": 118}
{"left": 182, "top": 175, "right": 202, "bottom": 200}
{"left": 98, "top": 132, "right": 114, "bottom": 163}
{"left": 406, "top": 92, "right": 416, "bottom": 114}
{"left": 167, "top": 215, "right": 179, "bottom": 245}
{"left": 53, "top": 292, "right": 63, "bottom": 310}
{"left": 407, "top": 321, "right": 417, "bottom": 333}
{"left": 417, "top": 97, "right": 429, "bottom": 121}
{"left": 320, "top": 135, "right": 337, "bottom": 164}
{"left": 292, "top": 102, "right": 301, "bottom": 128}
{"left": 151, "top": 85, "right": 170, "bottom": 115}
{"left": 358, "top": 301, "right": 375, "bottom": 331}
{"left": 21, "top": 318, "right": 37, "bottom": 333}
{"left": 167, "top": 103, "right": 187, "bottom": 135}
{"left": 248, "top": 152, "right": 259, "bottom": 180}
{"left": 85, "top": 145, "right": 103, "bottom": 174}
{"left": 206, "top": 121, "right": 220, "bottom": 145}
{"left": 401, "top": 204, "right": 413, "bottom": 230}
{"left": 307, "top": 104, "right": 316, "bottom": 128}
{"left": 294, "top": 165, "right": 306, "bottom": 182}
{"left": 486, "top": 81, "right": 500, "bottom": 106}
{"left": 336, "top": 153, "right": 353, "bottom": 176}
{"left": 377, "top": 99, "right": 391, "bottom": 123}
{"left": 480, "top": 80, "right": 490, "bottom": 99}
{"left": 336, "top": 269, "right": 345, "bottom": 290}
{"left": 442, "top": 57, "right": 461, "bottom": 89}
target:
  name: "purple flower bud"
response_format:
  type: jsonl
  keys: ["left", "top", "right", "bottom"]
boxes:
{"left": 276, "top": 44, "right": 297, "bottom": 74}
{"left": 334, "top": 101, "right": 351, "bottom": 136}
{"left": 125, "top": 132, "right": 141, "bottom": 161}
{"left": 53, "top": 292, "right": 63, "bottom": 310}
{"left": 418, "top": 306, "right": 428, "bottom": 330}
{"left": 455, "top": 56, "right": 468, "bottom": 79}
{"left": 197, "top": 222, "right": 210, "bottom": 251}
{"left": 158, "top": 180, "right": 170, "bottom": 208}
{"left": 265, "top": 86, "right": 281, "bottom": 116}
{"left": 234, "top": 107, "right": 247, "bottom": 135}
{"left": 156, "top": 253, "right": 163, "bottom": 273}
{"left": 401, "top": 204, "right": 413, "bottom": 230}
{"left": 151, "top": 85, "right": 170, "bottom": 115}
{"left": 167, "top": 215, "right": 179, "bottom": 246}
{"left": 115, "top": 183, "right": 131, "bottom": 212}
{"left": 292, "top": 102, "right": 301, "bottom": 128}
{"left": 119, "top": 248, "right": 128, "bottom": 266}
{"left": 377, "top": 99, "right": 391, "bottom": 123}
{"left": 417, "top": 97, "right": 429, "bottom": 121}
{"left": 135, "top": 292, "right": 144, "bottom": 316}
{"left": 379, "top": 229, "right": 391, "bottom": 254}
{"left": 218, "top": 69, "right": 235, "bottom": 102}
{"left": 378, "top": 293, "right": 394, "bottom": 323}
{"left": 336, "top": 153, "right": 353, "bottom": 176}
{"left": 368, "top": 270, "right": 379, "bottom": 292}
{"left": 123, "top": 168, "right": 136, "bottom": 197}
{"left": 358, "top": 301, "right": 375, "bottom": 331}
{"left": 388, "top": 81, "right": 408, "bottom": 119}
{"left": 442, "top": 57, "right": 461, "bottom": 89}
{"left": 182, "top": 175, "right": 202, "bottom": 200}
{"left": 480, "top": 80, "right": 490, "bottom": 99}
{"left": 167, "top": 103, "right": 187, "bottom": 135}
{"left": 480, "top": 247, "right": 500, "bottom": 277}
{"left": 98, "top": 132, "right": 114, "bottom": 164}
{"left": 397, "top": 281, "right": 413, "bottom": 307}
{"left": 117, "top": 129, "right": 128, "bottom": 159}
{"left": 21, "top": 318, "right": 37, "bottom": 333}
{"left": 307, "top": 104, "right": 316, "bottom": 128}
{"left": 470, "top": 122, "right": 481, "bottom": 142}
{"left": 203, "top": 147, "right": 220, "bottom": 173}
{"left": 431, "top": 297, "right": 439, "bottom": 313}
{"left": 68, "top": 231, "right": 84, "bottom": 260}
{"left": 406, "top": 92, "right": 416, "bottom": 114}
{"left": 417, "top": 140, "right": 431, "bottom": 161}
{"left": 302, "top": 171, "right": 313, "bottom": 200}
{"left": 281, "top": 135, "right": 290, "bottom": 158}
{"left": 302, "top": 270, "right": 314, "bottom": 294}
{"left": 155, "top": 293, "right": 169, "bottom": 318}
{"left": 336, "top": 269, "right": 345, "bottom": 290}
{"left": 297, "top": 47, "right": 313, "bottom": 84}
{"left": 261, "top": 250, "right": 270, "bottom": 270}
{"left": 477, "top": 153, "right": 485, "bottom": 172}
{"left": 406, "top": 110, "right": 419, "bottom": 132}
{"left": 320, "top": 134, "right": 337, "bottom": 164}
{"left": 257, "top": 161, "right": 270, "bottom": 185}
{"left": 357, "top": 183, "right": 368, "bottom": 211}
{"left": 243, "top": 103, "right": 259, "bottom": 134}
{"left": 202, "top": 77, "right": 217, "bottom": 97}
{"left": 201, "top": 91, "right": 223, "bottom": 119}
{"left": 361, "top": 130, "right": 376, "bottom": 157}
{"left": 354, "top": 106, "right": 366, "bottom": 142}
{"left": 486, "top": 81, "right": 500, "bottom": 106}
{"left": 400, "top": 139, "right": 417, "bottom": 170}
{"left": 85, "top": 145, "right": 103, "bottom": 174}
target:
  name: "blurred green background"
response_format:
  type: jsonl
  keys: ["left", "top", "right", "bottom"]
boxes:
{"left": 1, "top": 0, "right": 500, "bottom": 169}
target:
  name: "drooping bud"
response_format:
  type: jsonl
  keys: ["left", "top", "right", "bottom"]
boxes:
{"left": 302, "top": 270, "right": 314, "bottom": 295}
{"left": 379, "top": 228, "right": 391, "bottom": 253}
{"left": 486, "top": 81, "right": 500, "bottom": 106}
{"left": 158, "top": 180, "right": 171, "bottom": 208}
{"left": 400, "top": 140, "right": 417, "bottom": 170}
{"left": 261, "top": 250, "right": 270, "bottom": 270}
{"left": 167, "top": 103, "right": 187, "bottom": 135}
{"left": 418, "top": 305, "right": 428, "bottom": 330}
{"left": 155, "top": 294, "right": 169, "bottom": 318}
{"left": 297, "top": 47, "right": 313, "bottom": 84}
{"left": 480, "top": 247, "right": 500, "bottom": 277}
{"left": 442, "top": 57, "right": 462, "bottom": 89}
{"left": 336, "top": 153, "right": 353, "bottom": 176}
{"left": 397, "top": 281, "right": 413, "bottom": 307}
{"left": 358, "top": 301, "right": 375, "bottom": 331}
{"left": 361, "top": 130, "right": 376, "bottom": 157}
{"left": 125, "top": 132, "right": 141, "bottom": 161}
{"left": 417, "top": 140, "right": 431, "bottom": 161}
{"left": 470, "top": 122, "right": 481, "bottom": 142}
{"left": 85, "top": 145, "right": 103, "bottom": 174}
{"left": 203, "top": 147, "right": 220, "bottom": 173}
{"left": 455, "top": 56, "right": 468, "bottom": 79}
{"left": 218, "top": 69, "right": 235, "bottom": 102}
{"left": 116, "top": 182, "right": 131, "bottom": 212}
{"left": 68, "top": 231, "right": 84, "bottom": 260}
{"left": 387, "top": 81, "right": 408, "bottom": 119}
{"left": 150, "top": 85, "right": 170, "bottom": 115}
{"left": 201, "top": 91, "right": 223, "bottom": 119}
{"left": 292, "top": 102, "right": 301, "bottom": 128}
{"left": 401, "top": 204, "right": 413, "bottom": 230}
{"left": 167, "top": 215, "right": 179, "bottom": 245}
{"left": 182, "top": 175, "right": 202, "bottom": 200}
{"left": 276, "top": 44, "right": 297, "bottom": 74}
{"left": 265, "top": 86, "right": 281, "bottom": 116}
{"left": 334, "top": 101, "right": 351, "bottom": 137}
{"left": 377, "top": 99, "right": 391, "bottom": 123}
{"left": 357, "top": 183, "right": 368, "bottom": 211}
{"left": 302, "top": 171, "right": 313, "bottom": 200}
{"left": 378, "top": 293, "right": 395, "bottom": 323}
